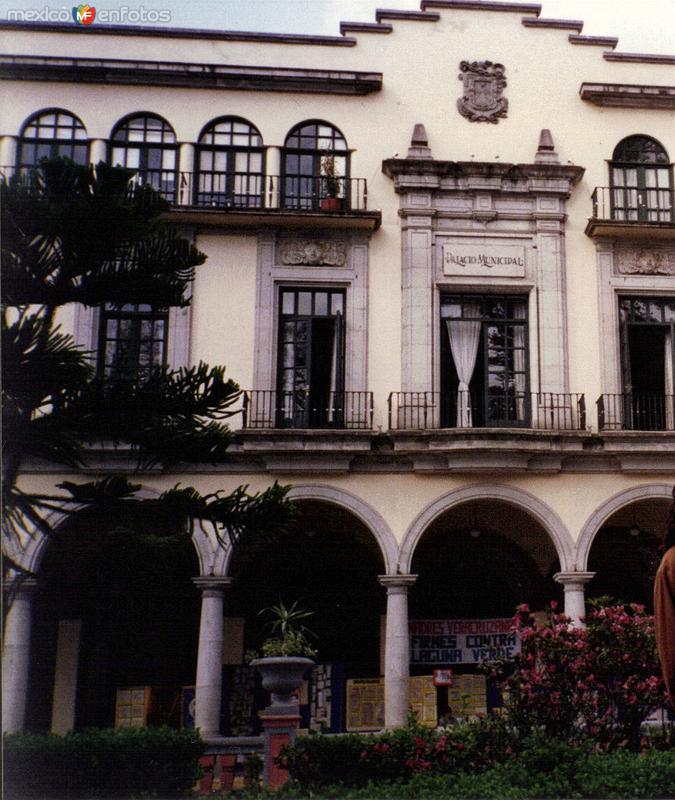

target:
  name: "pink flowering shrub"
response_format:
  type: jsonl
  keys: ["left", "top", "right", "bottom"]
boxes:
{"left": 493, "top": 600, "right": 665, "bottom": 750}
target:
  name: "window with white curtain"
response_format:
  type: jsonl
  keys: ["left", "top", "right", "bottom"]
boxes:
{"left": 440, "top": 295, "right": 529, "bottom": 428}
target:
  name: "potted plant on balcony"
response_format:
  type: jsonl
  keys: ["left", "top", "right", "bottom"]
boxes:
{"left": 249, "top": 601, "right": 317, "bottom": 710}
{"left": 320, "top": 153, "right": 343, "bottom": 212}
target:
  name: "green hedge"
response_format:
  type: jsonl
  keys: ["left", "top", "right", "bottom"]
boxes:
{"left": 268, "top": 748, "right": 675, "bottom": 798}
{"left": 3, "top": 727, "right": 204, "bottom": 798}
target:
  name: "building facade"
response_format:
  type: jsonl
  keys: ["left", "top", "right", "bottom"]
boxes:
{"left": 1, "top": 0, "right": 674, "bottom": 739}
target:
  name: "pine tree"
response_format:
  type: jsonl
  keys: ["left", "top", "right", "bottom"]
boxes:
{"left": 2, "top": 158, "right": 294, "bottom": 580}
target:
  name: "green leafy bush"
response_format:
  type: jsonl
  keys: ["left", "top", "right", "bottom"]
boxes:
{"left": 3, "top": 726, "right": 204, "bottom": 798}
{"left": 269, "top": 747, "right": 675, "bottom": 798}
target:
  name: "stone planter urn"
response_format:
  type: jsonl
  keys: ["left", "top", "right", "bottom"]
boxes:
{"left": 251, "top": 656, "right": 314, "bottom": 711}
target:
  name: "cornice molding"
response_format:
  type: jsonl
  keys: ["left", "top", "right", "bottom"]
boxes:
{"left": 603, "top": 51, "right": 675, "bottom": 64}
{"left": 580, "top": 82, "right": 675, "bottom": 108}
{"left": 421, "top": 0, "right": 540, "bottom": 14}
{"left": 382, "top": 158, "right": 584, "bottom": 188}
{"left": 0, "top": 54, "right": 383, "bottom": 95}
{"left": 521, "top": 17, "right": 583, "bottom": 32}
{"left": 0, "top": 20, "right": 356, "bottom": 46}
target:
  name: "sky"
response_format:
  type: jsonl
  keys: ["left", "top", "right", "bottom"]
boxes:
{"left": 0, "top": 0, "right": 673, "bottom": 54}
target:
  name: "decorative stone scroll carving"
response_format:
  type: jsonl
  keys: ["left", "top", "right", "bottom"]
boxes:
{"left": 279, "top": 239, "right": 347, "bottom": 266}
{"left": 615, "top": 248, "right": 675, "bottom": 275}
{"left": 457, "top": 61, "right": 508, "bottom": 123}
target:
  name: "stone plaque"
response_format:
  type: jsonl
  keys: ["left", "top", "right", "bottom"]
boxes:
{"left": 442, "top": 241, "right": 526, "bottom": 277}
{"left": 279, "top": 239, "right": 346, "bottom": 266}
{"left": 615, "top": 248, "right": 675, "bottom": 275}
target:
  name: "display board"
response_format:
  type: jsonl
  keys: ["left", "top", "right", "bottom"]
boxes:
{"left": 115, "top": 687, "right": 151, "bottom": 729}
{"left": 410, "top": 619, "right": 520, "bottom": 664}
{"left": 446, "top": 674, "right": 487, "bottom": 719}
{"left": 346, "top": 675, "right": 437, "bottom": 731}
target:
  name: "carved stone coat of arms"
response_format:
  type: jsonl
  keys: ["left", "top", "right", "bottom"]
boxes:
{"left": 457, "top": 61, "right": 508, "bottom": 123}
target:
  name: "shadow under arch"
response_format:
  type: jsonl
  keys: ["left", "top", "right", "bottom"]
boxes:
{"left": 217, "top": 483, "right": 398, "bottom": 577}
{"left": 8, "top": 486, "right": 212, "bottom": 578}
{"left": 575, "top": 483, "right": 674, "bottom": 573}
{"left": 399, "top": 484, "right": 575, "bottom": 575}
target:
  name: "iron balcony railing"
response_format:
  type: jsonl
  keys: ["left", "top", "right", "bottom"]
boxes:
{"left": 388, "top": 391, "right": 586, "bottom": 431}
{"left": 1, "top": 167, "right": 369, "bottom": 212}
{"left": 591, "top": 186, "right": 674, "bottom": 224}
{"left": 242, "top": 390, "right": 374, "bottom": 430}
{"left": 597, "top": 393, "right": 675, "bottom": 432}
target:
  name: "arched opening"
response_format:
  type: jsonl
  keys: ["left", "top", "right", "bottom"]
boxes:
{"left": 224, "top": 499, "right": 385, "bottom": 733}
{"left": 408, "top": 499, "right": 561, "bottom": 721}
{"left": 17, "top": 109, "right": 89, "bottom": 171}
{"left": 282, "top": 120, "right": 349, "bottom": 211}
{"left": 109, "top": 113, "right": 177, "bottom": 200}
{"left": 196, "top": 116, "right": 264, "bottom": 208}
{"left": 26, "top": 505, "right": 200, "bottom": 732}
{"left": 610, "top": 135, "right": 672, "bottom": 222}
{"left": 587, "top": 498, "right": 670, "bottom": 609}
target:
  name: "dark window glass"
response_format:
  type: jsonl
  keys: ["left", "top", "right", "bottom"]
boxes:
{"left": 282, "top": 121, "right": 349, "bottom": 211}
{"left": 110, "top": 115, "right": 177, "bottom": 200}
{"left": 196, "top": 117, "right": 264, "bottom": 208}
{"left": 276, "top": 287, "right": 345, "bottom": 428}
{"left": 610, "top": 136, "right": 673, "bottom": 222}
{"left": 17, "top": 110, "right": 88, "bottom": 170}
{"left": 619, "top": 296, "right": 675, "bottom": 431}
{"left": 97, "top": 303, "right": 168, "bottom": 385}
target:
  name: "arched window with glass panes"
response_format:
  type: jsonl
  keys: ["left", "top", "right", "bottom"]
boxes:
{"left": 282, "top": 121, "right": 349, "bottom": 211}
{"left": 109, "top": 114, "right": 177, "bottom": 201}
{"left": 610, "top": 135, "right": 673, "bottom": 222}
{"left": 195, "top": 117, "right": 264, "bottom": 208}
{"left": 16, "top": 109, "right": 88, "bottom": 172}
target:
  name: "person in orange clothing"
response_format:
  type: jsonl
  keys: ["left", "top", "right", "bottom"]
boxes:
{"left": 654, "top": 487, "right": 675, "bottom": 707}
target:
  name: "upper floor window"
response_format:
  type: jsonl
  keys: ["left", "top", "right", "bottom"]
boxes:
{"left": 440, "top": 295, "right": 528, "bottom": 428}
{"left": 110, "top": 114, "right": 177, "bottom": 200}
{"left": 276, "top": 287, "right": 345, "bottom": 428}
{"left": 196, "top": 117, "right": 264, "bottom": 208}
{"left": 618, "top": 297, "right": 674, "bottom": 430}
{"left": 17, "top": 109, "right": 88, "bottom": 170}
{"left": 611, "top": 136, "right": 673, "bottom": 222}
{"left": 97, "top": 303, "right": 168, "bottom": 385}
{"left": 282, "top": 121, "right": 348, "bottom": 211}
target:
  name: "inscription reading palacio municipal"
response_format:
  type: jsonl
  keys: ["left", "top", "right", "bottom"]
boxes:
{"left": 442, "top": 241, "right": 526, "bottom": 278}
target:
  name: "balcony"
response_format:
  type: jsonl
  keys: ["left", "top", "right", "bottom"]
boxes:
{"left": 0, "top": 166, "right": 380, "bottom": 231}
{"left": 586, "top": 186, "right": 675, "bottom": 239}
{"left": 597, "top": 394, "right": 675, "bottom": 432}
{"left": 388, "top": 391, "right": 587, "bottom": 431}
{"left": 242, "top": 390, "right": 374, "bottom": 430}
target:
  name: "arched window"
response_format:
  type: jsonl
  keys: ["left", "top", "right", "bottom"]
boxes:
{"left": 17, "top": 109, "right": 88, "bottom": 170}
{"left": 282, "top": 121, "right": 349, "bottom": 211}
{"left": 196, "top": 117, "right": 264, "bottom": 208}
{"left": 611, "top": 135, "right": 672, "bottom": 222}
{"left": 110, "top": 114, "right": 177, "bottom": 200}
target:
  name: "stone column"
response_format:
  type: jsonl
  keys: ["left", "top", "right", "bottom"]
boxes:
{"left": 554, "top": 571, "right": 595, "bottom": 626}
{"left": 89, "top": 138, "right": 107, "bottom": 167}
{"left": 193, "top": 576, "right": 231, "bottom": 738}
{"left": 0, "top": 135, "right": 18, "bottom": 172}
{"left": 265, "top": 146, "right": 281, "bottom": 208}
{"left": 2, "top": 577, "right": 38, "bottom": 733}
{"left": 379, "top": 574, "right": 417, "bottom": 728}
{"left": 178, "top": 143, "right": 195, "bottom": 205}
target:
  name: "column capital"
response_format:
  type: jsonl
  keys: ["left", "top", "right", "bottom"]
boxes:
{"left": 378, "top": 574, "right": 417, "bottom": 592}
{"left": 553, "top": 571, "right": 595, "bottom": 588}
{"left": 192, "top": 576, "right": 232, "bottom": 596}
{"left": 5, "top": 576, "right": 38, "bottom": 596}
